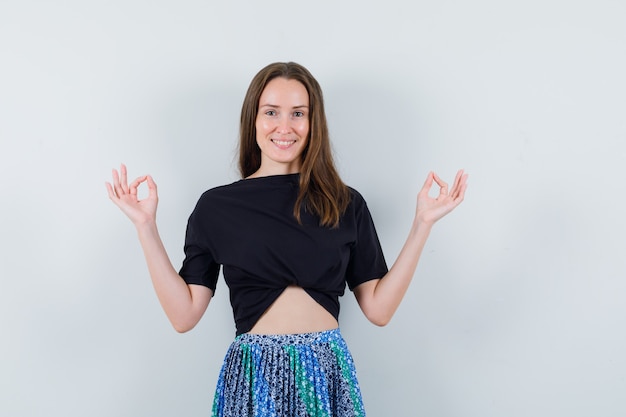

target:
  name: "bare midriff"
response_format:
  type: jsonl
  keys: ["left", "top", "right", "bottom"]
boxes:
{"left": 248, "top": 285, "right": 339, "bottom": 335}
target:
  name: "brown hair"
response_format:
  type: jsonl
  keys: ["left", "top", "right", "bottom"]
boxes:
{"left": 239, "top": 62, "right": 350, "bottom": 227}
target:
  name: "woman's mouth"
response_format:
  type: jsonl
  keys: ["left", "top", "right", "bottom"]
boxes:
{"left": 271, "top": 139, "right": 296, "bottom": 149}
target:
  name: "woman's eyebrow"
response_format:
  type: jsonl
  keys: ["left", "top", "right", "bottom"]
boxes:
{"left": 259, "top": 103, "right": 309, "bottom": 109}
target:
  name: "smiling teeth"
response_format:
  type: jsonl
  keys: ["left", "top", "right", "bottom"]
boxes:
{"left": 273, "top": 140, "right": 295, "bottom": 146}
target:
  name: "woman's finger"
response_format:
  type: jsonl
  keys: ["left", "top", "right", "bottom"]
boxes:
{"left": 432, "top": 172, "right": 449, "bottom": 197}
{"left": 449, "top": 170, "right": 464, "bottom": 197}
{"left": 451, "top": 171, "right": 468, "bottom": 201}
{"left": 112, "top": 168, "right": 125, "bottom": 197}
{"left": 146, "top": 175, "right": 158, "bottom": 199}
{"left": 418, "top": 171, "right": 434, "bottom": 197}
{"left": 105, "top": 182, "right": 117, "bottom": 200}
{"left": 120, "top": 164, "right": 129, "bottom": 194}
{"left": 128, "top": 176, "right": 147, "bottom": 198}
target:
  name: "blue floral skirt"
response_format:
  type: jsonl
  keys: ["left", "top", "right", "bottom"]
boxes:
{"left": 211, "top": 328, "right": 366, "bottom": 417}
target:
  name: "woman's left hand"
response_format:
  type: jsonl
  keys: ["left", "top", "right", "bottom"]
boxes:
{"left": 415, "top": 169, "right": 468, "bottom": 226}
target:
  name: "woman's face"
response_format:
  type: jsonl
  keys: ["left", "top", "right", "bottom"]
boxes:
{"left": 255, "top": 77, "right": 310, "bottom": 175}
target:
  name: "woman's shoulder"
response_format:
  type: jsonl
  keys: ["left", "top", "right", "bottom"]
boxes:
{"left": 346, "top": 185, "right": 368, "bottom": 207}
{"left": 194, "top": 179, "right": 246, "bottom": 205}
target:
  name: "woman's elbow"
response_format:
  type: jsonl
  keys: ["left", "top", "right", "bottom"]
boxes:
{"left": 365, "top": 311, "right": 393, "bottom": 327}
{"left": 173, "top": 323, "right": 194, "bottom": 333}
{"left": 171, "top": 317, "right": 199, "bottom": 333}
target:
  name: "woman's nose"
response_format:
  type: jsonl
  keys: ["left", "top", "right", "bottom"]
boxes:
{"left": 276, "top": 115, "right": 292, "bottom": 133}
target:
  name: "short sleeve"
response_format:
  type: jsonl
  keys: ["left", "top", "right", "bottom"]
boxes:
{"left": 178, "top": 201, "right": 220, "bottom": 292}
{"left": 345, "top": 191, "right": 388, "bottom": 290}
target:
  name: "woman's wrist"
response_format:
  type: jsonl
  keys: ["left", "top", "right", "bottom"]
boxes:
{"left": 135, "top": 218, "right": 159, "bottom": 237}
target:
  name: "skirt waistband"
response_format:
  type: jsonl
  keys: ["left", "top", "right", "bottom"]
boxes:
{"left": 235, "top": 328, "right": 343, "bottom": 346}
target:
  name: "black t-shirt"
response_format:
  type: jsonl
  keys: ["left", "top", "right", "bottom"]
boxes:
{"left": 179, "top": 174, "right": 388, "bottom": 335}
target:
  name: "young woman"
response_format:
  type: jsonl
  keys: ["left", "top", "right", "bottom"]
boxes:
{"left": 106, "top": 62, "right": 468, "bottom": 416}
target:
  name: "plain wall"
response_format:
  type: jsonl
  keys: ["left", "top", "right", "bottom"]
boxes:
{"left": 1, "top": 0, "right": 625, "bottom": 416}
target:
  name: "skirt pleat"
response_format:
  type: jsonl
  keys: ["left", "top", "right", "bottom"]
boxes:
{"left": 211, "top": 329, "right": 365, "bottom": 417}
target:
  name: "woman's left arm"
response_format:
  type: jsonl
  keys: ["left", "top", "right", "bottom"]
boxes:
{"left": 353, "top": 169, "right": 468, "bottom": 326}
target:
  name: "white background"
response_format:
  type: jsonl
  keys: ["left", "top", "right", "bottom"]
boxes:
{"left": 1, "top": 1, "right": 625, "bottom": 416}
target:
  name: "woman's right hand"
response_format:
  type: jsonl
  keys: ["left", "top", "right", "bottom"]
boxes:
{"left": 105, "top": 164, "right": 158, "bottom": 226}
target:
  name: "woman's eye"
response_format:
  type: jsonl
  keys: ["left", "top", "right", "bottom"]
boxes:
{"left": 293, "top": 111, "right": 304, "bottom": 117}
{"left": 265, "top": 110, "right": 276, "bottom": 116}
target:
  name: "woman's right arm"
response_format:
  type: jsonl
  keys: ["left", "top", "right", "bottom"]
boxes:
{"left": 106, "top": 164, "right": 212, "bottom": 333}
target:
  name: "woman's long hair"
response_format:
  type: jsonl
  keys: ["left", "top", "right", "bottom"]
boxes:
{"left": 239, "top": 62, "right": 350, "bottom": 228}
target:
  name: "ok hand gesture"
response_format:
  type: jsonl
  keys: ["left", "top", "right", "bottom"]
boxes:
{"left": 415, "top": 170, "right": 468, "bottom": 226}
{"left": 105, "top": 164, "right": 159, "bottom": 226}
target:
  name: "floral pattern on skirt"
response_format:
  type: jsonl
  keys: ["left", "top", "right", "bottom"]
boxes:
{"left": 211, "top": 328, "right": 365, "bottom": 417}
